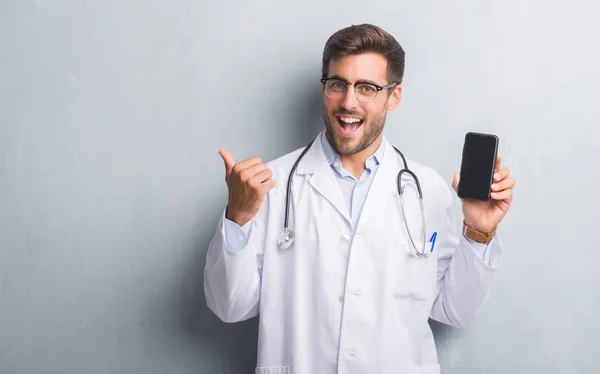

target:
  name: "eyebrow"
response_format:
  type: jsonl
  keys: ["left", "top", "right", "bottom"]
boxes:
{"left": 327, "top": 74, "right": 381, "bottom": 86}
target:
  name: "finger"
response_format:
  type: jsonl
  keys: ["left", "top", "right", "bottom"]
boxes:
{"left": 260, "top": 178, "right": 276, "bottom": 192}
{"left": 452, "top": 172, "right": 460, "bottom": 193}
{"left": 233, "top": 156, "right": 263, "bottom": 174}
{"left": 239, "top": 162, "right": 268, "bottom": 182}
{"left": 491, "top": 176, "right": 515, "bottom": 192}
{"left": 249, "top": 168, "right": 273, "bottom": 185}
{"left": 219, "top": 149, "right": 236, "bottom": 178}
{"left": 495, "top": 154, "right": 502, "bottom": 172}
{"left": 492, "top": 167, "right": 510, "bottom": 183}
{"left": 490, "top": 189, "right": 512, "bottom": 201}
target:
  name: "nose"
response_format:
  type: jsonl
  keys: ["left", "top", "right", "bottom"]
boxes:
{"left": 341, "top": 86, "right": 358, "bottom": 110}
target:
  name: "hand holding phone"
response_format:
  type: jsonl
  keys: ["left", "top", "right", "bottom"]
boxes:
{"left": 453, "top": 131, "right": 515, "bottom": 234}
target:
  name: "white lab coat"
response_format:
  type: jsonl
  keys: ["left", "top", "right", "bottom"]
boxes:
{"left": 204, "top": 132, "right": 503, "bottom": 374}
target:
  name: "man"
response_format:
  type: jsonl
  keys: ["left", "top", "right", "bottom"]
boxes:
{"left": 204, "top": 23, "right": 514, "bottom": 374}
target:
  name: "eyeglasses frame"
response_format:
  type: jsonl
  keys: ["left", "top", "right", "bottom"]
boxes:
{"left": 320, "top": 77, "right": 399, "bottom": 103}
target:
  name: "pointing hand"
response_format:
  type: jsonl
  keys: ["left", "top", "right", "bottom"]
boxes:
{"left": 219, "top": 149, "right": 275, "bottom": 227}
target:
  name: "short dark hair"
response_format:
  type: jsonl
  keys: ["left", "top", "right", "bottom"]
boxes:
{"left": 321, "top": 24, "right": 406, "bottom": 84}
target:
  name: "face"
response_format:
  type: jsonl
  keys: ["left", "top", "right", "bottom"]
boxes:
{"left": 322, "top": 53, "right": 402, "bottom": 157}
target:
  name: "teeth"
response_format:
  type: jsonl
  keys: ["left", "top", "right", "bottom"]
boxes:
{"left": 339, "top": 117, "right": 361, "bottom": 123}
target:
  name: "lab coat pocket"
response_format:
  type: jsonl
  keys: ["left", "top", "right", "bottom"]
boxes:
{"left": 393, "top": 242, "right": 436, "bottom": 301}
{"left": 255, "top": 366, "right": 290, "bottom": 374}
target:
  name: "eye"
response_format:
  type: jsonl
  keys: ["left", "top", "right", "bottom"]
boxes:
{"left": 358, "top": 84, "right": 376, "bottom": 93}
{"left": 330, "top": 80, "right": 346, "bottom": 90}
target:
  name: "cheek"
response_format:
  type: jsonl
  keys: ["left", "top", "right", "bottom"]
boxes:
{"left": 364, "top": 105, "right": 386, "bottom": 121}
{"left": 323, "top": 99, "right": 339, "bottom": 113}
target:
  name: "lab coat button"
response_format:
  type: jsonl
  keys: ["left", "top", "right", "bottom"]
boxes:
{"left": 342, "top": 235, "right": 350, "bottom": 241}
{"left": 353, "top": 289, "right": 362, "bottom": 296}
{"left": 237, "top": 235, "right": 243, "bottom": 241}
{"left": 346, "top": 349, "right": 357, "bottom": 357}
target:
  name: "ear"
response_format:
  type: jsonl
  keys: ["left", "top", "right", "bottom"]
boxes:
{"left": 386, "top": 84, "right": 402, "bottom": 111}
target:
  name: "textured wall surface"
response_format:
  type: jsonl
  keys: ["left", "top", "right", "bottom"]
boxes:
{"left": 1, "top": 1, "right": 599, "bottom": 373}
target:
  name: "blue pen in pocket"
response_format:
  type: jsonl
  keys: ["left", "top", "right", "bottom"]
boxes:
{"left": 429, "top": 232, "right": 437, "bottom": 252}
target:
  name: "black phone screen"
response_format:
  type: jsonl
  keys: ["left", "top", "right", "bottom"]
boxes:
{"left": 458, "top": 132, "right": 498, "bottom": 201}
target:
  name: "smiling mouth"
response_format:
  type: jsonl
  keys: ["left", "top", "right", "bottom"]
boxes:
{"left": 337, "top": 116, "right": 364, "bottom": 135}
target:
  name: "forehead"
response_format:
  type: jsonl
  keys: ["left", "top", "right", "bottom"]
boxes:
{"left": 327, "top": 53, "right": 389, "bottom": 83}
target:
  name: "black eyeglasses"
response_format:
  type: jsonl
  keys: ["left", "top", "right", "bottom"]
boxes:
{"left": 320, "top": 77, "right": 398, "bottom": 103}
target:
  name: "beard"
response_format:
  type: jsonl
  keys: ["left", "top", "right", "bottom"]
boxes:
{"left": 322, "top": 104, "right": 388, "bottom": 156}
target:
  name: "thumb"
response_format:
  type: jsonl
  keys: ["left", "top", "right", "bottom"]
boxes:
{"left": 219, "top": 149, "right": 235, "bottom": 177}
{"left": 452, "top": 172, "right": 460, "bottom": 193}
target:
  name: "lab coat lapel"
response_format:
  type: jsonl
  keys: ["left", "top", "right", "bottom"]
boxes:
{"left": 295, "top": 133, "right": 351, "bottom": 224}
{"left": 356, "top": 140, "right": 400, "bottom": 232}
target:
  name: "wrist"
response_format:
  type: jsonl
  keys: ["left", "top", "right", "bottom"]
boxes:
{"left": 463, "top": 218, "right": 495, "bottom": 234}
{"left": 225, "top": 207, "right": 252, "bottom": 227}
{"left": 463, "top": 221, "right": 497, "bottom": 245}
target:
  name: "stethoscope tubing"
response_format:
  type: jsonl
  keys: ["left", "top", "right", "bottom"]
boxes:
{"left": 279, "top": 137, "right": 427, "bottom": 256}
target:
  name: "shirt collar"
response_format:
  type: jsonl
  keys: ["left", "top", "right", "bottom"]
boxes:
{"left": 320, "top": 131, "right": 385, "bottom": 172}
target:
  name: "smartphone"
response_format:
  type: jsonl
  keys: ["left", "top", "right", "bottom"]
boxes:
{"left": 457, "top": 132, "right": 499, "bottom": 201}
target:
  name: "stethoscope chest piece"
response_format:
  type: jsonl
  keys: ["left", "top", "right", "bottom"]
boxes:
{"left": 278, "top": 228, "right": 295, "bottom": 250}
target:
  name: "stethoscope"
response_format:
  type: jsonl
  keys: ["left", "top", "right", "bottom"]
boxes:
{"left": 277, "top": 137, "right": 429, "bottom": 257}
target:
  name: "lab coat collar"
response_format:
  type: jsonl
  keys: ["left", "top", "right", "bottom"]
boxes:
{"left": 295, "top": 131, "right": 350, "bottom": 223}
{"left": 355, "top": 137, "right": 401, "bottom": 231}
{"left": 295, "top": 130, "right": 402, "bottom": 230}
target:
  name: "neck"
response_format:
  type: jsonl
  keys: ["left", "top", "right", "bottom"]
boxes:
{"left": 339, "top": 135, "right": 383, "bottom": 179}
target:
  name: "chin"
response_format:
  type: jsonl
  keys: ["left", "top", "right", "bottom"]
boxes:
{"left": 333, "top": 137, "right": 364, "bottom": 155}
